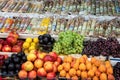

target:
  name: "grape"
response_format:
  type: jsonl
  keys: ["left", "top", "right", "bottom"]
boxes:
{"left": 53, "top": 31, "right": 84, "bottom": 54}
{"left": 82, "top": 37, "right": 120, "bottom": 57}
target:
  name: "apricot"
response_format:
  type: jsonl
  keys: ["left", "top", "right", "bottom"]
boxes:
{"left": 64, "top": 63, "right": 70, "bottom": 71}
{"left": 94, "top": 60, "right": 101, "bottom": 67}
{"left": 64, "top": 56, "right": 73, "bottom": 63}
{"left": 69, "top": 68, "right": 76, "bottom": 77}
{"left": 79, "top": 57, "right": 85, "bottom": 63}
{"left": 91, "top": 57, "right": 97, "bottom": 64}
{"left": 92, "top": 65, "right": 97, "bottom": 72}
{"left": 73, "top": 63, "right": 79, "bottom": 70}
{"left": 93, "top": 76, "right": 99, "bottom": 80}
{"left": 81, "top": 71, "right": 88, "bottom": 79}
{"left": 79, "top": 63, "right": 86, "bottom": 71}
{"left": 88, "top": 70, "right": 94, "bottom": 78}
{"left": 86, "top": 62, "right": 92, "bottom": 70}
{"left": 76, "top": 58, "right": 80, "bottom": 64}
{"left": 82, "top": 55, "right": 88, "bottom": 61}
{"left": 71, "top": 76, "right": 78, "bottom": 80}
{"left": 76, "top": 70, "right": 81, "bottom": 77}
{"left": 98, "top": 64, "right": 106, "bottom": 73}
{"left": 107, "top": 67, "right": 113, "bottom": 74}
{"left": 95, "top": 70, "right": 101, "bottom": 77}
{"left": 100, "top": 73, "right": 107, "bottom": 80}
{"left": 60, "top": 70, "right": 66, "bottom": 77}
{"left": 108, "top": 74, "right": 115, "bottom": 80}
{"left": 58, "top": 65, "right": 63, "bottom": 72}
{"left": 66, "top": 73, "right": 70, "bottom": 79}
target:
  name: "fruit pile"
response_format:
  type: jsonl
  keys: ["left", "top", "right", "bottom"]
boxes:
{"left": 114, "top": 62, "right": 120, "bottom": 80}
{"left": 38, "top": 34, "right": 55, "bottom": 52}
{"left": 82, "top": 37, "right": 120, "bottom": 57}
{"left": 53, "top": 31, "right": 84, "bottom": 54}
{"left": 0, "top": 31, "right": 24, "bottom": 52}
{"left": 23, "top": 37, "right": 39, "bottom": 55}
{"left": 18, "top": 52, "right": 62, "bottom": 79}
{"left": 58, "top": 55, "right": 114, "bottom": 80}
{"left": 1, "top": 52, "right": 27, "bottom": 77}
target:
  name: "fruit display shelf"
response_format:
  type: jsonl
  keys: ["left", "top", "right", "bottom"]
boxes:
{"left": 0, "top": 32, "right": 120, "bottom": 42}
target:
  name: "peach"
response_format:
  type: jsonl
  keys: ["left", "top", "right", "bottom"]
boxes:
{"left": 18, "top": 70, "right": 27, "bottom": 79}
{"left": 24, "top": 61, "right": 34, "bottom": 71}
{"left": 69, "top": 68, "right": 76, "bottom": 77}
{"left": 49, "top": 52, "right": 58, "bottom": 61}
{"left": 47, "top": 72, "right": 56, "bottom": 80}
{"left": 27, "top": 53, "right": 37, "bottom": 62}
{"left": 54, "top": 61, "right": 60, "bottom": 67}
{"left": 53, "top": 64, "right": 57, "bottom": 73}
{"left": 44, "top": 61, "right": 53, "bottom": 72}
{"left": 37, "top": 68, "right": 47, "bottom": 77}
{"left": 34, "top": 59, "right": 43, "bottom": 68}
{"left": 37, "top": 53, "right": 46, "bottom": 59}
{"left": 57, "top": 57, "right": 62, "bottom": 64}
{"left": 28, "top": 70, "right": 37, "bottom": 79}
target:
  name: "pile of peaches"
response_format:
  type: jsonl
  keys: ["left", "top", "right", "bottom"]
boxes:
{"left": 18, "top": 52, "right": 62, "bottom": 79}
{"left": 58, "top": 55, "right": 114, "bottom": 80}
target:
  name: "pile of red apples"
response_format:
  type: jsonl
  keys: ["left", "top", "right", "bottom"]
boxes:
{"left": 0, "top": 31, "right": 24, "bottom": 52}
{"left": 18, "top": 52, "right": 62, "bottom": 79}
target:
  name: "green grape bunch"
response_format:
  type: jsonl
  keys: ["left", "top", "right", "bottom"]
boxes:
{"left": 53, "top": 31, "right": 84, "bottom": 54}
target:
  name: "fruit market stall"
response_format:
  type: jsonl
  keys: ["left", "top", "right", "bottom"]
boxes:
{"left": 0, "top": 0, "right": 120, "bottom": 80}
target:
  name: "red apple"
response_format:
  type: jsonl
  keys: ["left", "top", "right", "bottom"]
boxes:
{"left": 9, "top": 31, "right": 19, "bottom": 39}
{"left": 37, "top": 68, "right": 47, "bottom": 77}
{"left": 49, "top": 52, "right": 58, "bottom": 61}
{"left": 12, "top": 45, "right": 21, "bottom": 52}
{"left": 2, "top": 45, "right": 11, "bottom": 52}
{"left": 47, "top": 72, "right": 56, "bottom": 80}
{"left": 3, "top": 41, "right": 11, "bottom": 46}
{"left": 28, "top": 70, "right": 37, "bottom": 79}
{"left": 0, "top": 39, "right": 4, "bottom": 44}
{"left": 57, "top": 57, "right": 62, "bottom": 64}
{"left": 16, "top": 40, "right": 24, "bottom": 47}
{"left": 44, "top": 61, "right": 53, "bottom": 72}
{"left": 0, "top": 44, "right": 2, "bottom": 51}
{"left": 6, "top": 36, "right": 17, "bottom": 45}
{"left": 43, "top": 55, "right": 54, "bottom": 62}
